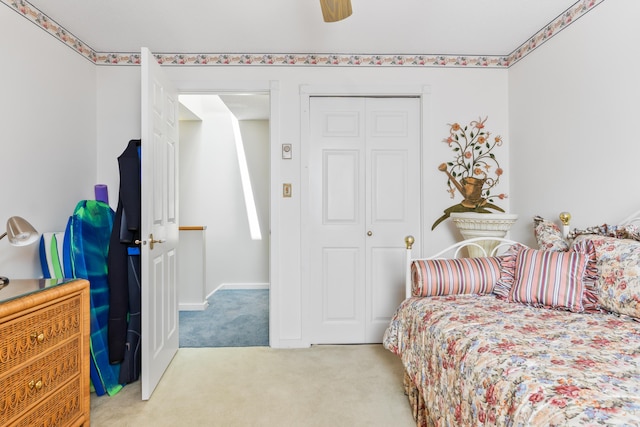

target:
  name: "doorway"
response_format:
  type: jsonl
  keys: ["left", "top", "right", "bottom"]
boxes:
{"left": 177, "top": 93, "right": 270, "bottom": 347}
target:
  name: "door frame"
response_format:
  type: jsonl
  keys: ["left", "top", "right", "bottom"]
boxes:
{"left": 175, "top": 80, "right": 280, "bottom": 347}
{"left": 299, "top": 84, "right": 432, "bottom": 346}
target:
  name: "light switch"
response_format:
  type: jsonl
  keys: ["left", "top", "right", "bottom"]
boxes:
{"left": 283, "top": 183, "right": 292, "bottom": 198}
{"left": 282, "top": 144, "right": 292, "bottom": 159}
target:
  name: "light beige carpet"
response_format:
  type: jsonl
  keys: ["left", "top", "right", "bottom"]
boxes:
{"left": 90, "top": 344, "right": 415, "bottom": 426}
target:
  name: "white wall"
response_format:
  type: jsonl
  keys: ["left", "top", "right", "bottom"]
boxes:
{"left": 179, "top": 106, "right": 269, "bottom": 296}
{"left": 96, "top": 65, "right": 509, "bottom": 346}
{"left": 9, "top": 0, "right": 631, "bottom": 350}
{"left": 3, "top": 0, "right": 516, "bottom": 347}
{"left": 95, "top": 66, "right": 141, "bottom": 206}
{"left": 0, "top": 6, "right": 97, "bottom": 278}
{"left": 509, "top": 0, "right": 640, "bottom": 247}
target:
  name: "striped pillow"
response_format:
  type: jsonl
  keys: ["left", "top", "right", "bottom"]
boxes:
{"left": 508, "top": 247, "right": 588, "bottom": 312}
{"left": 411, "top": 257, "right": 502, "bottom": 297}
{"left": 494, "top": 243, "right": 528, "bottom": 299}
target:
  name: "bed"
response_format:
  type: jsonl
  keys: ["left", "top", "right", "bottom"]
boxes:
{"left": 383, "top": 212, "right": 640, "bottom": 426}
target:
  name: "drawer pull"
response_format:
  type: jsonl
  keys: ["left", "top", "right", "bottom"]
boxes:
{"left": 30, "top": 332, "right": 45, "bottom": 343}
{"left": 28, "top": 379, "right": 43, "bottom": 391}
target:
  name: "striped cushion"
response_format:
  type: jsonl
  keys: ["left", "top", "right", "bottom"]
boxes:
{"left": 508, "top": 247, "right": 588, "bottom": 312}
{"left": 411, "top": 257, "right": 502, "bottom": 297}
{"left": 494, "top": 243, "right": 527, "bottom": 299}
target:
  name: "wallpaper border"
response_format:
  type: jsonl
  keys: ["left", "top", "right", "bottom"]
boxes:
{"left": 3, "top": 0, "right": 604, "bottom": 68}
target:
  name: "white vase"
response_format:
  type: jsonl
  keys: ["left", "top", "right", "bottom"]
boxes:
{"left": 449, "top": 212, "right": 518, "bottom": 257}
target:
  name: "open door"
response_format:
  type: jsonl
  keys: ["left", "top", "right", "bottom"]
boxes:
{"left": 140, "top": 47, "right": 180, "bottom": 400}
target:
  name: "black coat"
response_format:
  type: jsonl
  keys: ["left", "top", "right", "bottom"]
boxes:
{"left": 107, "top": 139, "right": 141, "bottom": 364}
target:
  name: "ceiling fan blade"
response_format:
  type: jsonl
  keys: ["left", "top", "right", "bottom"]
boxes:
{"left": 319, "top": 0, "right": 353, "bottom": 22}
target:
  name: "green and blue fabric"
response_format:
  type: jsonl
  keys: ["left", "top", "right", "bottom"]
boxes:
{"left": 67, "top": 200, "right": 123, "bottom": 396}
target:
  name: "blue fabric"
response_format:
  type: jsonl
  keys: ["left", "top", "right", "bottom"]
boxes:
{"left": 39, "top": 237, "right": 51, "bottom": 278}
{"left": 63, "top": 217, "right": 73, "bottom": 278}
{"left": 68, "top": 200, "right": 123, "bottom": 396}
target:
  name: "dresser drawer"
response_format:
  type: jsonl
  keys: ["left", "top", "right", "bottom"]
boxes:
{"left": 0, "top": 295, "right": 81, "bottom": 373}
{"left": 0, "top": 337, "right": 81, "bottom": 426}
{"left": 10, "top": 375, "right": 84, "bottom": 427}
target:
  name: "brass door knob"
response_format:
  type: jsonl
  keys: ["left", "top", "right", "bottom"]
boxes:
{"left": 367, "top": 231, "right": 373, "bottom": 236}
{"left": 148, "top": 234, "right": 166, "bottom": 250}
{"left": 135, "top": 234, "right": 166, "bottom": 250}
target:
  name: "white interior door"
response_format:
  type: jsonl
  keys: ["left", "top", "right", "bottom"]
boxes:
{"left": 364, "top": 97, "right": 421, "bottom": 341}
{"left": 308, "top": 97, "right": 420, "bottom": 344}
{"left": 140, "top": 47, "right": 180, "bottom": 400}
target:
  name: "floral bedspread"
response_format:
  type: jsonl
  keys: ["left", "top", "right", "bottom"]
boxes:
{"left": 383, "top": 294, "right": 640, "bottom": 426}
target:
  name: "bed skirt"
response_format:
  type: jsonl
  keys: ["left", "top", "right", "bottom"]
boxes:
{"left": 404, "top": 371, "right": 428, "bottom": 427}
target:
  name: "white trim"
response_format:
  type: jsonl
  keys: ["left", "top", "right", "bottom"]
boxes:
{"left": 179, "top": 301, "right": 209, "bottom": 311}
{"left": 175, "top": 80, "right": 274, "bottom": 94}
{"left": 419, "top": 85, "right": 431, "bottom": 259}
{"left": 299, "top": 84, "right": 430, "bottom": 346}
{"left": 268, "top": 80, "right": 281, "bottom": 349}
{"left": 174, "top": 79, "right": 280, "bottom": 348}
{"left": 206, "top": 283, "right": 271, "bottom": 299}
{"left": 219, "top": 282, "right": 270, "bottom": 291}
{"left": 300, "top": 84, "right": 427, "bottom": 96}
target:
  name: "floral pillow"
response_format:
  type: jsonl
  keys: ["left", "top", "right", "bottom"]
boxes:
{"left": 568, "top": 223, "right": 640, "bottom": 241}
{"left": 533, "top": 215, "right": 569, "bottom": 252}
{"left": 570, "top": 238, "right": 600, "bottom": 313}
{"left": 572, "top": 235, "right": 640, "bottom": 318}
{"left": 411, "top": 257, "right": 502, "bottom": 297}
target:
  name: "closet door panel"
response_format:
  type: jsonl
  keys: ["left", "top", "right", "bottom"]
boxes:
{"left": 309, "top": 97, "right": 366, "bottom": 344}
{"left": 364, "top": 97, "right": 421, "bottom": 343}
{"left": 324, "top": 150, "right": 360, "bottom": 223}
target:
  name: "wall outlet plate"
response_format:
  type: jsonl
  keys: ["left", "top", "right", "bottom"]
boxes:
{"left": 282, "top": 144, "right": 292, "bottom": 159}
{"left": 283, "top": 183, "right": 292, "bottom": 197}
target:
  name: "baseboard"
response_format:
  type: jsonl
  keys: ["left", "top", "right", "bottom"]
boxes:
{"left": 206, "top": 283, "right": 270, "bottom": 299}
{"left": 179, "top": 300, "right": 210, "bottom": 311}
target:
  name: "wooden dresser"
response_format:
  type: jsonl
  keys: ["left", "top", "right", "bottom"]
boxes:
{"left": 0, "top": 279, "right": 90, "bottom": 426}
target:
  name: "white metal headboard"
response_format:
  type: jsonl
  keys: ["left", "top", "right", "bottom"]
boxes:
{"left": 620, "top": 209, "right": 640, "bottom": 228}
{"left": 405, "top": 208, "right": 640, "bottom": 299}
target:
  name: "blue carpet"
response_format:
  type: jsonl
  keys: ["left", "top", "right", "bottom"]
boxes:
{"left": 179, "top": 289, "right": 269, "bottom": 347}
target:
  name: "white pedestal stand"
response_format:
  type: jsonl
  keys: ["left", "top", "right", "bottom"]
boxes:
{"left": 449, "top": 212, "right": 518, "bottom": 257}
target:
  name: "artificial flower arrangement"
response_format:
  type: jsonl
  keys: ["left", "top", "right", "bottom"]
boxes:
{"left": 432, "top": 116, "right": 507, "bottom": 230}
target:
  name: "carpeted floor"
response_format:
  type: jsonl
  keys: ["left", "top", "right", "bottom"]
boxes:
{"left": 90, "top": 345, "right": 415, "bottom": 426}
{"left": 179, "top": 289, "right": 269, "bottom": 347}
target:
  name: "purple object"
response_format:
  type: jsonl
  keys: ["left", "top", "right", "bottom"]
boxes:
{"left": 95, "top": 184, "right": 109, "bottom": 204}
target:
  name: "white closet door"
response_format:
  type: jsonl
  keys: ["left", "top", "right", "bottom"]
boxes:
{"left": 308, "top": 97, "right": 420, "bottom": 344}
{"left": 364, "top": 97, "right": 421, "bottom": 342}
{"left": 309, "top": 97, "right": 367, "bottom": 343}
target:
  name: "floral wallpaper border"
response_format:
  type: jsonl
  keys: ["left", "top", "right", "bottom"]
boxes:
{"left": 4, "top": 0, "right": 604, "bottom": 68}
